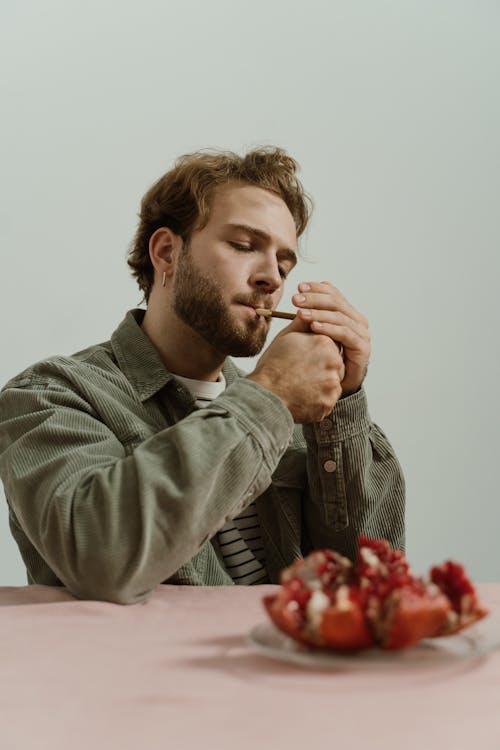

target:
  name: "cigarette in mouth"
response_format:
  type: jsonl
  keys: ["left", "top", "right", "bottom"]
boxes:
{"left": 255, "top": 308, "right": 296, "bottom": 320}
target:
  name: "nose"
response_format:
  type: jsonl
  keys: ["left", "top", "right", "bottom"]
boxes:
{"left": 249, "top": 254, "right": 283, "bottom": 294}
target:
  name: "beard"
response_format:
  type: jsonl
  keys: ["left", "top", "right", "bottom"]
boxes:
{"left": 173, "top": 247, "right": 271, "bottom": 357}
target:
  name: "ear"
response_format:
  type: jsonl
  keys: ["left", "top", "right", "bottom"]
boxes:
{"left": 148, "top": 227, "right": 183, "bottom": 284}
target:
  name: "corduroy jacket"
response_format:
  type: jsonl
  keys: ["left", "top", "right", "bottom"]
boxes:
{"left": 0, "top": 309, "right": 405, "bottom": 603}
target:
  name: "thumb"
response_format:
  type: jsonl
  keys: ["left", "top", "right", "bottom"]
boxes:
{"left": 275, "top": 311, "right": 311, "bottom": 338}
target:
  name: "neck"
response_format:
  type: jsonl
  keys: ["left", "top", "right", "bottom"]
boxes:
{"left": 141, "top": 297, "right": 225, "bottom": 382}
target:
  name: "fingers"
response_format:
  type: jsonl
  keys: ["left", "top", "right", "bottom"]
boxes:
{"left": 274, "top": 311, "right": 347, "bottom": 370}
{"left": 292, "top": 281, "right": 370, "bottom": 354}
{"left": 293, "top": 281, "right": 369, "bottom": 329}
{"left": 312, "top": 333, "right": 345, "bottom": 374}
{"left": 250, "top": 328, "right": 346, "bottom": 423}
{"left": 296, "top": 308, "right": 369, "bottom": 352}
{"left": 311, "top": 321, "right": 369, "bottom": 369}
{"left": 297, "top": 308, "right": 367, "bottom": 337}
{"left": 292, "top": 281, "right": 371, "bottom": 395}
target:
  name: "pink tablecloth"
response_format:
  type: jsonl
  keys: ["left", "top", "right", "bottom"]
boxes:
{"left": 0, "top": 583, "right": 499, "bottom": 750}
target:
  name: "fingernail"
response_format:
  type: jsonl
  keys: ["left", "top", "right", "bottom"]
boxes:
{"left": 295, "top": 294, "right": 306, "bottom": 303}
{"left": 300, "top": 309, "right": 312, "bottom": 317}
{"left": 313, "top": 321, "right": 323, "bottom": 328}
{"left": 299, "top": 283, "right": 311, "bottom": 292}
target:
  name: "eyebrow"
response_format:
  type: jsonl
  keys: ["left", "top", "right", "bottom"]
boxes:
{"left": 224, "top": 223, "right": 298, "bottom": 269}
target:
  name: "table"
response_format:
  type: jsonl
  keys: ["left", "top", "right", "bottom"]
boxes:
{"left": 1, "top": 583, "right": 499, "bottom": 750}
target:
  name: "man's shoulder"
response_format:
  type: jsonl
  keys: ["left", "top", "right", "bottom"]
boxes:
{"left": 1, "top": 339, "right": 119, "bottom": 394}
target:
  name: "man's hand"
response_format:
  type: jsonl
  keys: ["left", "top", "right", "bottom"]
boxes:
{"left": 292, "top": 281, "right": 371, "bottom": 396}
{"left": 247, "top": 317, "right": 345, "bottom": 424}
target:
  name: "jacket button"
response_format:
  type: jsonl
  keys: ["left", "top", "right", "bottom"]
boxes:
{"left": 323, "top": 460, "right": 337, "bottom": 473}
{"left": 320, "top": 419, "right": 333, "bottom": 431}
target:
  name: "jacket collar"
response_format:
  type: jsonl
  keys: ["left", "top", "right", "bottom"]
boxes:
{"left": 110, "top": 308, "right": 243, "bottom": 402}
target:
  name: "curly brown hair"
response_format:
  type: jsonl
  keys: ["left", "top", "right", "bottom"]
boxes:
{"left": 127, "top": 146, "right": 313, "bottom": 301}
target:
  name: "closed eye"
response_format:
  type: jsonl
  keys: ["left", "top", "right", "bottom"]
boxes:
{"left": 229, "top": 241, "right": 252, "bottom": 252}
{"left": 229, "top": 241, "right": 290, "bottom": 279}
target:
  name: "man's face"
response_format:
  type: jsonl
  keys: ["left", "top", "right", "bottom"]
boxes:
{"left": 172, "top": 183, "right": 298, "bottom": 357}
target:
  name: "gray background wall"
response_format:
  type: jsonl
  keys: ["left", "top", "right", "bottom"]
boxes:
{"left": 1, "top": 0, "right": 499, "bottom": 584}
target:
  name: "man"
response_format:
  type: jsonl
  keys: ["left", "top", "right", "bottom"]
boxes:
{"left": 0, "top": 147, "right": 405, "bottom": 603}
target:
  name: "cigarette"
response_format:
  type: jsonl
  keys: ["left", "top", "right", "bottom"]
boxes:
{"left": 255, "top": 308, "right": 295, "bottom": 320}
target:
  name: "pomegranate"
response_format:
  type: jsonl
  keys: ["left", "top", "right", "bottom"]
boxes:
{"left": 263, "top": 536, "right": 488, "bottom": 651}
{"left": 430, "top": 560, "right": 489, "bottom": 635}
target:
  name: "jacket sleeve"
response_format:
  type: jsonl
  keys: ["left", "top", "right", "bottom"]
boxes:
{"left": 0, "top": 372, "right": 293, "bottom": 604}
{"left": 301, "top": 387, "right": 405, "bottom": 561}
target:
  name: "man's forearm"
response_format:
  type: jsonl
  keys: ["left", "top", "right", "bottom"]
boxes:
{"left": 0, "top": 378, "right": 293, "bottom": 603}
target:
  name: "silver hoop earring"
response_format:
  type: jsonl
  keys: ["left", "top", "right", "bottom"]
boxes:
{"left": 162, "top": 272, "right": 166, "bottom": 288}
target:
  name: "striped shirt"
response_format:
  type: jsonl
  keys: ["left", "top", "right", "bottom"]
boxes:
{"left": 173, "top": 372, "right": 270, "bottom": 585}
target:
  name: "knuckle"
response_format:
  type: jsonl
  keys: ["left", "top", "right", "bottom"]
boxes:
{"left": 315, "top": 334, "right": 331, "bottom": 350}
{"left": 321, "top": 281, "right": 336, "bottom": 295}
{"left": 331, "top": 376, "right": 341, "bottom": 393}
{"left": 327, "top": 349, "right": 343, "bottom": 370}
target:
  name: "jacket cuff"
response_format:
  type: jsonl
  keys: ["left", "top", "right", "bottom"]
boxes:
{"left": 302, "top": 386, "right": 371, "bottom": 445}
{"left": 211, "top": 378, "right": 294, "bottom": 465}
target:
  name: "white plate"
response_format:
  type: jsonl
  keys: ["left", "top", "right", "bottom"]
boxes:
{"left": 247, "top": 618, "right": 500, "bottom": 670}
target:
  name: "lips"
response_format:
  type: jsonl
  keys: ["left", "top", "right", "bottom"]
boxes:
{"left": 234, "top": 296, "right": 273, "bottom": 310}
{"left": 235, "top": 302, "right": 270, "bottom": 317}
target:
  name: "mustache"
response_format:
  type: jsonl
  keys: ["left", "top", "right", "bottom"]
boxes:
{"left": 233, "top": 294, "right": 274, "bottom": 310}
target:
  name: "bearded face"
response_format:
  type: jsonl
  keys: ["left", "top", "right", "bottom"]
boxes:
{"left": 173, "top": 246, "right": 271, "bottom": 357}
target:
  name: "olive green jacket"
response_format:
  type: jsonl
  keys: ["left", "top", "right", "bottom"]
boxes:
{"left": 0, "top": 309, "right": 405, "bottom": 603}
